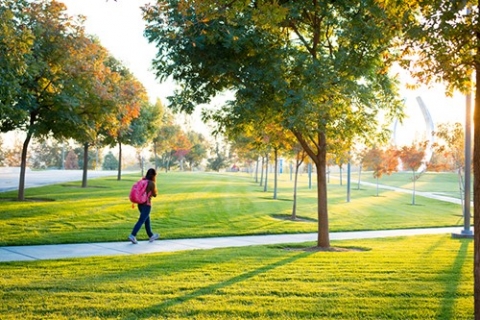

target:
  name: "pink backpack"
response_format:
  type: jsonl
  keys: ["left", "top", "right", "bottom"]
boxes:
{"left": 129, "top": 179, "right": 149, "bottom": 205}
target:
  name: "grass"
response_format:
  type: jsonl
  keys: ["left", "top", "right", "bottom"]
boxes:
{"left": 0, "top": 171, "right": 465, "bottom": 246}
{"left": 356, "top": 171, "right": 468, "bottom": 199}
{"left": 0, "top": 171, "right": 474, "bottom": 319}
{"left": 0, "top": 234, "right": 473, "bottom": 319}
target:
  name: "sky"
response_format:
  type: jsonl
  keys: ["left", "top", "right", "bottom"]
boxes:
{"left": 62, "top": 0, "right": 171, "bottom": 104}
{"left": 61, "top": 0, "right": 467, "bottom": 146}
{"left": 61, "top": 0, "right": 215, "bottom": 136}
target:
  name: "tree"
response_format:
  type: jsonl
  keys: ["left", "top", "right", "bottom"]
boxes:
{"left": 432, "top": 122, "right": 467, "bottom": 201}
{"left": 0, "top": 0, "right": 33, "bottom": 124}
{"left": 65, "top": 42, "right": 124, "bottom": 188}
{"left": 353, "top": 146, "right": 367, "bottom": 190}
{"left": 207, "top": 143, "right": 228, "bottom": 172}
{"left": 30, "top": 138, "right": 63, "bottom": 169}
{"left": 362, "top": 145, "right": 399, "bottom": 196}
{"left": 102, "top": 151, "right": 118, "bottom": 170}
{"left": 153, "top": 121, "right": 181, "bottom": 172}
{"left": 228, "top": 134, "right": 259, "bottom": 174}
{"left": 224, "top": 127, "right": 263, "bottom": 177}
{"left": 261, "top": 122, "right": 293, "bottom": 200}
{"left": 3, "top": 135, "right": 23, "bottom": 167}
{"left": 0, "top": 0, "right": 119, "bottom": 197}
{"left": 143, "top": 0, "right": 407, "bottom": 248}
{"left": 64, "top": 150, "right": 79, "bottom": 169}
{"left": 73, "top": 145, "right": 99, "bottom": 171}
{"left": 330, "top": 149, "right": 350, "bottom": 186}
{"left": 398, "top": 141, "right": 428, "bottom": 205}
{"left": 102, "top": 57, "right": 149, "bottom": 181}
{"left": 400, "top": 3, "right": 480, "bottom": 313}
{"left": 123, "top": 100, "right": 163, "bottom": 179}
{"left": 184, "top": 131, "right": 208, "bottom": 170}
{"left": 290, "top": 144, "right": 308, "bottom": 220}
{"left": 1, "top": 0, "right": 77, "bottom": 198}
{"left": 148, "top": 99, "right": 168, "bottom": 171}
{"left": 172, "top": 132, "right": 193, "bottom": 171}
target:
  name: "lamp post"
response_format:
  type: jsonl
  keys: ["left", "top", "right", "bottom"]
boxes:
{"left": 452, "top": 5, "right": 473, "bottom": 239}
{"left": 462, "top": 81, "right": 473, "bottom": 236}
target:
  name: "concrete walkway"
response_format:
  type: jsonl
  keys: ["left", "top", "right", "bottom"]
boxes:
{"left": 0, "top": 168, "right": 124, "bottom": 192}
{"left": 0, "top": 169, "right": 472, "bottom": 263}
{"left": 0, "top": 227, "right": 467, "bottom": 262}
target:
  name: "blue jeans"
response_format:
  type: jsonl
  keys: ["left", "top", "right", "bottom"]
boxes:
{"left": 131, "top": 204, "right": 153, "bottom": 237}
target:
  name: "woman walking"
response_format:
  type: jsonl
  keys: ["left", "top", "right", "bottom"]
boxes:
{"left": 128, "top": 168, "right": 160, "bottom": 244}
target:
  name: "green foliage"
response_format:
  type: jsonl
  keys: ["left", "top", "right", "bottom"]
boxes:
{"left": 143, "top": 0, "right": 412, "bottom": 247}
{"left": 0, "top": 0, "right": 149, "bottom": 197}
{"left": 126, "top": 100, "right": 163, "bottom": 148}
{"left": 207, "top": 144, "right": 229, "bottom": 171}
{"left": 102, "top": 151, "right": 118, "bottom": 170}
{"left": 184, "top": 131, "right": 209, "bottom": 170}
{"left": 30, "top": 138, "right": 64, "bottom": 169}
{"left": 153, "top": 120, "right": 182, "bottom": 172}
{"left": 0, "top": 235, "right": 473, "bottom": 319}
{"left": 143, "top": 0, "right": 406, "bottom": 136}
{"left": 73, "top": 145, "right": 102, "bottom": 170}
{"left": 0, "top": 0, "right": 90, "bottom": 134}
{"left": 402, "top": 1, "right": 475, "bottom": 94}
{"left": 0, "top": 0, "right": 33, "bottom": 129}
{"left": 402, "top": 4, "right": 479, "bottom": 311}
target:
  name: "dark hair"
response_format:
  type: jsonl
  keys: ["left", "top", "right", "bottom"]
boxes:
{"left": 145, "top": 168, "right": 156, "bottom": 181}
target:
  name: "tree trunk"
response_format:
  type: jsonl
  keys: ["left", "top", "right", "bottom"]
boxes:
{"left": 294, "top": 130, "right": 330, "bottom": 248}
{"left": 291, "top": 155, "right": 301, "bottom": 220}
{"left": 117, "top": 141, "right": 122, "bottom": 181}
{"left": 315, "top": 146, "right": 329, "bottom": 248}
{"left": 263, "top": 153, "right": 269, "bottom": 192}
{"left": 290, "top": 162, "right": 293, "bottom": 181}
{"left": 357, "top": 163, "right": 362, "bottom": 190}
{"left": 18, "top": 131, "right": 33, "bottom": 201}
{"left": 82, "top": 143, "right": 89, "bottom": 188}
{"left": 255, "top": 156, "right": 259, "bottom": 183}
{"left": 165, "top": 155, "right": 168, "bottom": 173}
{"left": 273, "top": 149, "right": 278, "bottom": 199}
{"left": 259, "top": 156, "right": 264, "bottom": 186}
{"left": 154, "top": 142, "right": 158, "bottom": 171}
{"left": 339, "top": 166, "right": 343, "bottom": 186}
{"left": 412, "top": 171, "right": 416, "bottom": 205}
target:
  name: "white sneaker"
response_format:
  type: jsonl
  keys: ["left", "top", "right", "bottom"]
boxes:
{"left": 128, "top": 235, "right": 138, "bottom": 244}
{"left": 149, "top": 233, "right": 160, "bottom": 242}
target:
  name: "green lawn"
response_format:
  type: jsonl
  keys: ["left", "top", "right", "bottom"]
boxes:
{"left": 356, "top": 171, "right": 468, "bottom": 199}
{"left": 0, "top": 234, "right": 473, "bottom": 319}
{"left": 0, "top": 171, "right": 473, "bottom": 319}
{"left": 0, "top": 171, "right": 465, "bottom": 246}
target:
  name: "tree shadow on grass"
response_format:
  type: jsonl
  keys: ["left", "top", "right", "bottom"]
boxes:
{"left": 438, "top": 238, "right": 472, "bottom": 319}
{"left": 0, "top": 197, "right": 55, "bottom": 202}
{"left": 138, "top": 251, "right": 313, "bottom": 318}
{"left": 258, "top": 196, "right": 292, "bottom": 202}
{"left": 270, "top": 214, "right": 316, "bottom": 223}
{"left": 61, "top": 184, "right": 109, "bottom": 188}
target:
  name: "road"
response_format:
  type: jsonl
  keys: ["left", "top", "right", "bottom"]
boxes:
{"left": 0, "top": 167, "right": 134, "bottom": 192}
